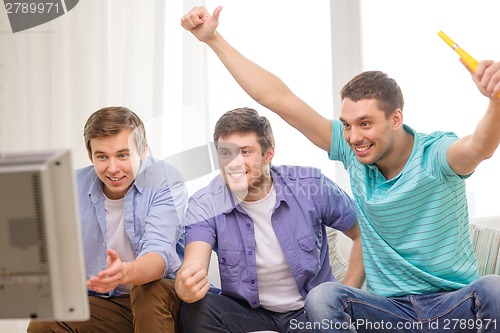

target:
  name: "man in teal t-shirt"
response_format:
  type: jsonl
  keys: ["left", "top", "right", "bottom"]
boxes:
{"left": 181, "top": 6, "right": 500, "bottom": 332}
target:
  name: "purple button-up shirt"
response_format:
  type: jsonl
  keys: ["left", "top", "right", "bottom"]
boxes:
{"left": 185, "top": 165, "right": 356, "bottom": 308}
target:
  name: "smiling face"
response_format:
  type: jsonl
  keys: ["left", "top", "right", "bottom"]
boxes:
{"left": 217, "top": 132, "right": 274, "bottom": 202}
{"left": 90, "top": 128, "right": 144, "bottom": 199}
{"left": 340, "top": 98, "right": 400, "bottom": 166}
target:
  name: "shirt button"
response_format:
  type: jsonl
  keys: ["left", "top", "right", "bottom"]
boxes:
{"left": 252, "top": 301, "right": 257, "bottom": 306}
{"left": 221, "top": 258, "right": 226, "bottom": 263}
{"left": 250, "top": 279, "right": 255, "bottom": 284}
{"left": 246, "top": 223, "right": 251, "bottom": 228}
{"left": 248, "top": 251, "right": 253, "bottom": 256}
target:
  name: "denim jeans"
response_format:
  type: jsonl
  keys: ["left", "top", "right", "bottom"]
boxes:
{"left": 180, "top": 292, "right": 310, "bottom": 333}
{"left": 304, "top": 275, "right": 500, "bottom": 333}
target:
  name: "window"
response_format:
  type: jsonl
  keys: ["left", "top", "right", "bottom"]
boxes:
{"left": 361, "top": 0, "right": 500, "bottom": 217}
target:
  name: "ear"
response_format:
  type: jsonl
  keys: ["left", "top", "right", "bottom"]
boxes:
{"left": 140, "top": 145, "right": 148, "bottom": 160}
{"left": 392, "top": 108, "right": 404, "bottom": 130}
{"left": 264, "top": 146, "right": 275, "bottom": 164}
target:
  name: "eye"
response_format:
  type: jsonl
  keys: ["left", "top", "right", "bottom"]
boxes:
{"left": 360, "top": 122, "right": 370, "bottom": 127}
{"left": 241, "top": 150, "right": 251, "bottom": 156}
{"left": 96, "top": 155, "right": 107, "bottom": 160}
{"left": 342, "top": 123, "right": 351, "bottom": 130}
{"left": 218, "top": 150, "right": 231, "bottom": 158}
{"left": 118, "top": 153, "right": 129, "bottom": 159}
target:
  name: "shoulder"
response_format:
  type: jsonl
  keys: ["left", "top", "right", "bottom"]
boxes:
{"left": 408, "top": 125, "right": 458, "bottom": 148}
{"left": 135, "top": 157, "right": 185, "bottom": 188}
{"left": 271, "top": 165, "right": 322, "bottom": 181}
{"left": 75, "top": 165, "right": 98, "bottom": 189}
{"left": 190, "top": 174, "right": 226, "bottom": 201}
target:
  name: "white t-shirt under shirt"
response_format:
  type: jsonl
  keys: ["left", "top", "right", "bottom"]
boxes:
{"left": 239, "top": 185, "right": 304, "bottom": 313}
{"left": 104, "top": 195, "right": 135, "bottom": 294}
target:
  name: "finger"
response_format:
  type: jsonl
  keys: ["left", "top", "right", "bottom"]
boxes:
{"left": 181, "top": 7, "right": 206, "bottom": 29}
{"left": 486, "top": 63, "right": 500, "bottom": 97}
{"left": 107, "top": 248, "right": 119, "bottom": 259}
{"left": 186, "top": 280, "right": 211, "bottom": 303}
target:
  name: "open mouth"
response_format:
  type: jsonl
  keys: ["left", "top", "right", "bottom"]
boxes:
{"left": 353, "top": 144, "right": 372, "bottom": 155}
{"left": 227, "top": 171, "right": 246, "bottom": 180}
{"left": 107, "top": 176, "right": 125, "bottom": 183}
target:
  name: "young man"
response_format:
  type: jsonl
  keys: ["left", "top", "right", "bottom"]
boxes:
{"left": 28, "top": 106, "right": 188, "bottom": 333}
{"left": 175, "top": 108, "right": 362, "bottom": 333}
{"left": 181, "top": 6, "right": 500, "bottom": 332}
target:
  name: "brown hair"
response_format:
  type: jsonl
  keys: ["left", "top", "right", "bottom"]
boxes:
{"left": 83, "top": 106, "right": 147, "bottom": 160}
{"left": 340, "top": 71, "right": 404, "bottom": 117}
{"left": 213, "top": 107, "right": 275, "bottom": 154}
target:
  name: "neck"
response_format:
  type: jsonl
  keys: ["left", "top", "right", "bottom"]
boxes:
{"left": 377, "top": 129, "right": 414, "bottom": 180}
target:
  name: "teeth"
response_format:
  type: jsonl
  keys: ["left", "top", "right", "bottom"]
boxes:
{"left": 355, "top": 145, "right": 370, "bottom": 152}
{"left": 229, "top": 172, "right": 245, "bottom": 179}
{"left": 109, "top": 177, "right": 122, "bottom": 181}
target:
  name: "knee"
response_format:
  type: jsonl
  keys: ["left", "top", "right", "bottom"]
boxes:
{"left": 473, "top": 275, "right": 500, "bottom": 299}
{"left": 179, "top": 298, "right": 212, "bottom": 332}
{"left": 131, "top": 279, "right": 181, "bottom": 316}
{"left": 132, "top": 279, "right": 178, "bottom": 302}
{"left": 305, "top": 282, "right": 346, "bottom": 318}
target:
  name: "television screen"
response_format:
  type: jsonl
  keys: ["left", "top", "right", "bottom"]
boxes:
{"left": 0, "top": 149, "right": 89, "bottom": 320}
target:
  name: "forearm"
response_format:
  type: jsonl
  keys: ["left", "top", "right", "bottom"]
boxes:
{"left": 342, "top": 237, "right": 365, "bottom": 288}
{"left": 205, "top": 32, "right": 333, "bottom": 151}
{"left": 469, "top": 98, "right": 500, "bottom": 159}
{"left": 449, "top": 98, "right": 500, "bottom": 175}
{"left": 121, "top": 252, "right": 165, "bottom": 285}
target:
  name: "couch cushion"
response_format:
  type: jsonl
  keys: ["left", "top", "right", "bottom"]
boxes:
{"left": 469, "top": 219, "right": 500, "bottom": 276}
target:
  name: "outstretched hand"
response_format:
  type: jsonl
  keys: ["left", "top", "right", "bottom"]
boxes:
{"left": 86, "top": 248, "right": 124, "bottom": 293}
{"left": 180, "top": 6, "right": 223, "bottom": 42}
{"left": 464, "top": 59, "right": 500, "bottom": 99}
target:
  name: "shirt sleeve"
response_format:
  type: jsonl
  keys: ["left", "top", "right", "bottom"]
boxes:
{"left": 137, "top": 163, "right": 188, "bottom": 276}
{"left": 320, "top": 173, "right": 357, "bottom": 232}
{"left": 184, "top": 194, "right": 218, "bottom": 248}
{"left": 328, "top": 120, "right": 353, "bottom": 167}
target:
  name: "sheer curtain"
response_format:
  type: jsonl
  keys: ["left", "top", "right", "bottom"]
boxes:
{"left": 0, "top": 0, "right": 172, "bottom": 169}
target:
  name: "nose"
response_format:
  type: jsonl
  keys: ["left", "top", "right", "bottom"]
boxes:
{"left": 227, "top": 151, "right": 244, "bottom": 168}
{"left": 349, "top": 127, "right": 363, "bottom": 145}
{"left": 107, "top": 157, "right": 120, "bottom": 173}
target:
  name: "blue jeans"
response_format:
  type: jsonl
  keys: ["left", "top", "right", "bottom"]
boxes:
{"left": 180, "top": 292, "right": 310, "bottom": 332}
{"left": 304, "top": 275, "right": 500, "bottom": 333}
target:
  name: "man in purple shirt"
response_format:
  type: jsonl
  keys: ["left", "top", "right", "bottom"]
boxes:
{"left": 175, "top": 108, "right": 363, "bottom": 333}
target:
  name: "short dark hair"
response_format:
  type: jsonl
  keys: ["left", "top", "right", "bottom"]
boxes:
{"left": 83, "top": 106, "right": 147, "bottom": 160}
{"left": 340, "top": 71, "right": 404, "bottom": 117}
{"left": 213, "top": 107, "right": 275, "bottom": 154}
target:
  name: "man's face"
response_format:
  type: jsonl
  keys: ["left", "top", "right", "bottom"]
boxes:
{"left": 90, "top": 128, "right": 143, "bottom": 199}
{"left": 217, "top": 132, "right": 274, "bottom": 201}
{"left": 340, "top": 98, "right": 397, "bottom": 166}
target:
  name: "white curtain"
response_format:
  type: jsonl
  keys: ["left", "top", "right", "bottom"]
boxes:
{"left": 0, "top": 0, "right": 179, "bottom": 169}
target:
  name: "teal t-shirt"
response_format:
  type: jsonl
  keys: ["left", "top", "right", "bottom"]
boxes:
{"left": 330, "top": 120, "right": 478, "bottom": 297}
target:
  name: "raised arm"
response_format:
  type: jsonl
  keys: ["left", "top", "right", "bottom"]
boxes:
{"left": 447, "top": 60, "right": 500, "bottom": 175}
{"left": 181, "top": 6, "right": 333, "bottom": 152}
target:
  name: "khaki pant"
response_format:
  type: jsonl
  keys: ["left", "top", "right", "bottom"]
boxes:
{"left": 27, "top": 279, "right": 181, "bottom": 333}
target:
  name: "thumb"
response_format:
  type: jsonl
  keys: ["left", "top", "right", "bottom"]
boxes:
{"left": 106, "top": 248, "right": 120, "bottom": 267}
{"left": 212, "top": 6, "right": 223, "bottom": 22}
{"left": 107, "top": 248, "right": 119, "bottom": 259}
